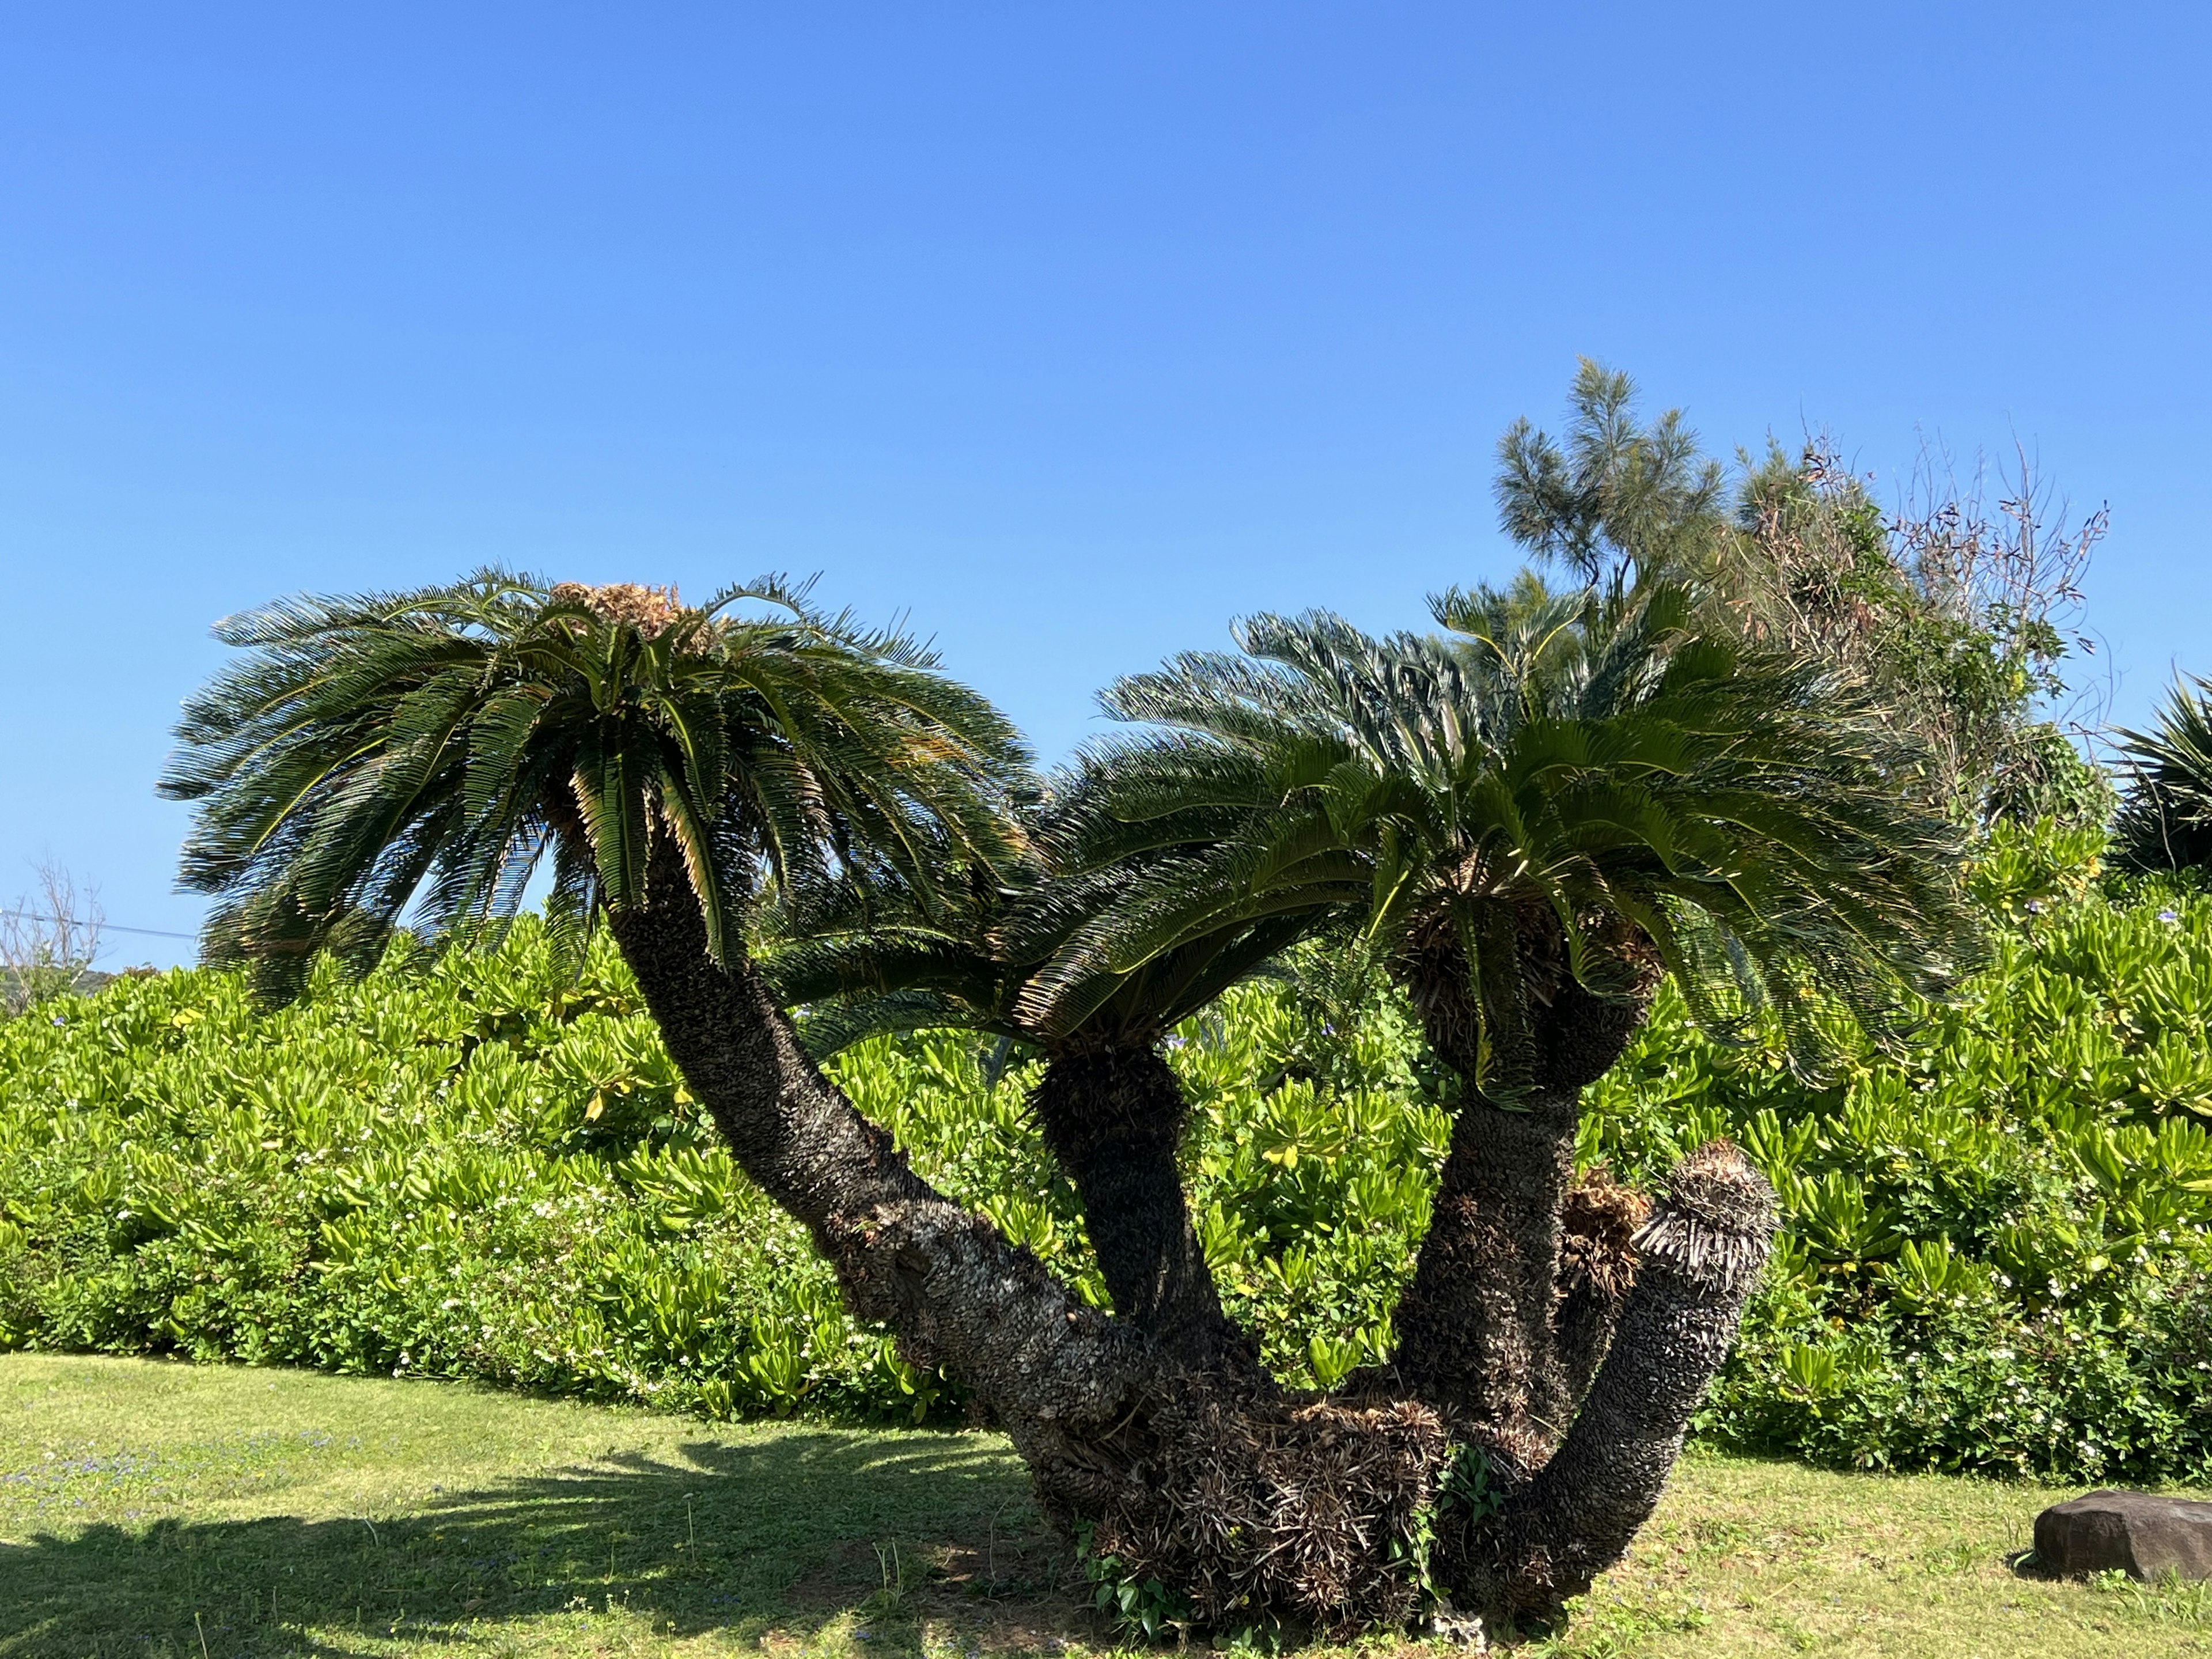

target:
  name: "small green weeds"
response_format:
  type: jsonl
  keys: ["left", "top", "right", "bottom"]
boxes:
{"left": 2088, "top": 1566, "right": 2212, "bottom": 1626}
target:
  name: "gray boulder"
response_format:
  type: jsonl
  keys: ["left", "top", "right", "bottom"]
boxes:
{"left": 2035, "top": 1490, "right": 2212, "bottom": 1581}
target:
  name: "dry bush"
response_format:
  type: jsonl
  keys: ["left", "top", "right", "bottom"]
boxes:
{"left": 0, "top": 861, "right": 103, "bottom": 1016}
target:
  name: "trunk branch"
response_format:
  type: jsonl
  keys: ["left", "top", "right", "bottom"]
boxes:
{"left": 1389, "top": 1092, "right": 1580, "bottom": 1446}
{"left": 1389, "top": 926, "right": 1658, "bottom": 1444}
{"left": 605, "top": 840, "right": 1152, "bottom": 1452}
{"left": 1445, "top": 1140, "right": 1777, "bottom": 1625}
{"left": 1031, "top": 1044, "right": 1262, "bottom": 1379}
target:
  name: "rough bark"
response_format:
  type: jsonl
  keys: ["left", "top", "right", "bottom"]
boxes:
{"left": 1092, "top": 1389, "right": 1450, "bottom": 1634}
{"left": 1442, "top": 1141, "right": 1777, "bottom": 1626}
{"left": 1375, "top": 912, "right": 1771, "bottom": 1638}
{"left": 605, "top": 840, "right": 1154, "bottom": 1496}
{"left": 608, "top": 841, "right": 1766, "bottom": 1638}
{"left": 1386, "top": 912, "right": 1660, "bottom": 1446}
{"left": 1390, "top": 1088, "right": 1582, "bottom": 1449}
{"left": 1031, "top": 1044, "right": 1262, "bottom": 1378}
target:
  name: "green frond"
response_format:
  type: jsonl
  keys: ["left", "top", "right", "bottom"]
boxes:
{"left": 2114, "top": 675, "right": 2212, "bottom": 873}
{"left": 1094, "top": 571, "right": 1982, "bottom": 1092}
{"left": 166, "top": 569, "right": 1030, "bottom": 1001}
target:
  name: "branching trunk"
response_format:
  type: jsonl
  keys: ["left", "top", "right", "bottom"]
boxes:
{"left": 610, "top": 843, "right": 1769, "bottom": 1638}
{"left": 1375, "top": 926, "right": 1772, "bottom": 1632}
{"left": 607, "top": 843, "right": 1149, "bottom": 1483}
{"left": 1031, "top": 1044, "right": 1262, "bottom": 1378}
{"left": 606, "top": 839, "right": 1455, "bottom": 1627}
{"left": 1443, "top": 1142, "right": 1776, "bottom": 1626}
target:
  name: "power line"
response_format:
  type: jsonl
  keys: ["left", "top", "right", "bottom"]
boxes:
{"left": 0, "top": 908, "right": 199, "bottom": 942}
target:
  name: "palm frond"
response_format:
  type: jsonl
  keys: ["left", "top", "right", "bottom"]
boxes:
{"left": 2114, "top": 675, "right": 2212, "bottom": 873}
{"left": 165, "top": 571, "right": 1030, "bottom": 998}
{"left": 1092, "top": 572, "right": 1982, "bottom": 1092}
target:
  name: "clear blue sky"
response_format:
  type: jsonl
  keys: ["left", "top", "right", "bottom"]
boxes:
{"left": 5, "top": 4, "right": 2207, "bottom": 967}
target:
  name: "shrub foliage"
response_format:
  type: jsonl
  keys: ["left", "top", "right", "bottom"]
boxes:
{"left": 1, "top": 822, "right": 2209, "bottom": 1481}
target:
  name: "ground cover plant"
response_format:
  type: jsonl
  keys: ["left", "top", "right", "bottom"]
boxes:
{"left": 1596, "top": 821, "right": 2212, "bottom": 1483}
{"left": 6, "top": 1353, "right": 2212, "bottom": 1659}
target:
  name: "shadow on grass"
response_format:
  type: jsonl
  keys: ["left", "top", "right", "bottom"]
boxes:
{"left": 0, "top": 1429, "right": 1081, "bottom": 1657}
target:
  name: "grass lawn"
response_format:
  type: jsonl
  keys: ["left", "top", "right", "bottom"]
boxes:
{"left": 1, "top": 1355, "right": 2207, "bottom": 1658}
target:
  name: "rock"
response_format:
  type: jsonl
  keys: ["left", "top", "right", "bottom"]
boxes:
{"left": 2035, "top": 1490, "right": 2212, "bottom": 1581}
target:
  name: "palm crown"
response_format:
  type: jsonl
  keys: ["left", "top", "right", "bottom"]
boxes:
{"left": 1093, "top": 574, "right": 1982, "bottom": 1091}
{"left": 161, "top": 572, "right": 1026, "bottom": 999}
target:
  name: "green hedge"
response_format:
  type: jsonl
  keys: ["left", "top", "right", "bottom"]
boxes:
{"left": 1588, "top": 824, "right": 2212, "bottom": 1480}
{"left": 2, "top": 822, "right": 2210, "bottom": 1482}
{"left": 0, "top": 928, "right": 1442, "bottom": 1423}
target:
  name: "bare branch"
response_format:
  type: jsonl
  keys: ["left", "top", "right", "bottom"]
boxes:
{"left": 0, "top": 861, "right": 105, "bottom": 1016}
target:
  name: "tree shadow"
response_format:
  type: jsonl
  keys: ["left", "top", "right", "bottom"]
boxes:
{"left": 0, "top": 1429, "right": 1088, "bottom": 1657}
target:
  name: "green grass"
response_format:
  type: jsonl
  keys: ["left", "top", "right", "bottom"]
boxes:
{"left": 3, "top": 1356, "right": 2211, "bottom": 1658}
{"left": 0, "top": 1354, "right": 1055, "bottom": 1657}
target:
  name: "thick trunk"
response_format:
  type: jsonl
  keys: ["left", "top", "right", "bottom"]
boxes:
{"left": 1391, "top": 1135, "right": 1647, "bottom": 1452}
{"left": 1031, "top": 1044, "right": 1261, "bottom": 1378}
{"left": 1441, "top": 1142, "right": 1776, "bottom": 1627}
{"left": 605, "top": 843, "right": 1151, "bottom": 1486}
{"left": 1389, "top": 935, "right": 1657, "bottom": 1447}
{"left": 1389, "top": 1090, "right": 1581, "bottom": 1452}
{"left": 607, "top": 844, "right": 1764, "bottom": 1638}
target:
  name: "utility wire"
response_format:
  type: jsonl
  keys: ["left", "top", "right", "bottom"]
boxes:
{"left": 0, "top": 908, "right": 198, "bottom": 941}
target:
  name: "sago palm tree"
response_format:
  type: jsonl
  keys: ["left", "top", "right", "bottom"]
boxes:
{"left": 163, "top": 571, "right": 1430, "bottom": 1634}
{"left": 160, "top": 573, "right": 1127, "bottom": 1418}
{"left": 1095, "top": 573, "right": 1981, "bottom": 1616}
